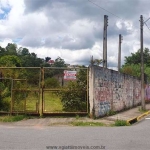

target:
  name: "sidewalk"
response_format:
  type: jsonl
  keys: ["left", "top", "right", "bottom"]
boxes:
{"left": 1, "top": 104, "right": 150, "bottom": 126}
{"left": 103, "top": 103, "right": 150, "bottom": 124}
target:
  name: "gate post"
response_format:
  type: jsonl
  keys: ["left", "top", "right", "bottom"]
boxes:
{"left": 41, "top": 67, "right": 44, "bottom": 116}
{"left": 10, "top": 78, "right": 13, "bottom": 115}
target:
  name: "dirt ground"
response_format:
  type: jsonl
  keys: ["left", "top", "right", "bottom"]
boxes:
{"left": 0, "top": 117, "right": 115, "bottom": 126}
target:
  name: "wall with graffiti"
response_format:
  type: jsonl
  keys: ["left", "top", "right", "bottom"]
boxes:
{"left": 89, "top": 66, "right": 141, "bottom": 117}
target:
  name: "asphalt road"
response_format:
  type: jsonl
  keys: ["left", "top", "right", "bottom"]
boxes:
{"left": 0, "top": 116, "right": 150, "bottom": 150}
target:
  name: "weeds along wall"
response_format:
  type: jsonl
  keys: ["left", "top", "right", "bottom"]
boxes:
{"left": 89, "top": 65, "right": 141, "bottom": 118}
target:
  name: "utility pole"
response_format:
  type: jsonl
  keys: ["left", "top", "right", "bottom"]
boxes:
{"left": 118, "top": 34, "right": 123, "bottom": 72}
{"left": 140, "top": 15, "right": 145, "bottom": 110}
{"left": 103, "top": 15, "right": 108, "bottom": 68}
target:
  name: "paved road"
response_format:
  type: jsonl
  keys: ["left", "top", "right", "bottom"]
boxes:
{"left": 0, "top": 116, "right": 150, "bottom": 150}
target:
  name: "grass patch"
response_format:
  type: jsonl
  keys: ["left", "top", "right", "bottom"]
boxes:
{"left": 106, "top": 110, "right": 116, "bottom": 116}
{"left": 114, "top": 119, "right": 130, "bottom": 126}
{"left": 0, "top": 115, "right": 28, "bottom": 122}
{"left": 71, "top": 121, "right": 106, "bottom": 126}
{"left": 12, "top": 91, "right": 63, "bottom": 113}
{"left": 75, "top": 115, "right": 80, "bottom": 120}
{"left": 138, "top": 106, "right": 147, "bottom": 113}
{"left": 44, "top": 92, "right": 63, "bottom": 112}
{"left": 26, "top": 92, "right": 39, "bottom": 111}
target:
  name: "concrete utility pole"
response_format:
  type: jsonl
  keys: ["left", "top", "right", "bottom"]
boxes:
{"left": 118, "top": 34, "right": 123, "bottom": 72}
{"left": 140, "top": 15, "right": 145, "bottom": 110}
{"left": 103, "top": 15, "right": 108, "bottom": 68}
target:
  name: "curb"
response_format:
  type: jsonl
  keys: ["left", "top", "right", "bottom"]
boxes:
{"left": 137, "top": 110, "right": 150, "bottom": 121}
{"left": 126, "top": 110, "right": 150, "bottom": 125}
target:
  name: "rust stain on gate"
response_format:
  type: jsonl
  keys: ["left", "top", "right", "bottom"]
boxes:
{"left": 0, "top": 67, "right": 89, "bottom": 116}
{"left": 41, "top": 67, "right": 89, "bottom": 116}
{"left": 0, "top": 67, "right": 41, "bottom": 115}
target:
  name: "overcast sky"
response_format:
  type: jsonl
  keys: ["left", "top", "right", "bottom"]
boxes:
{"left": 0, "top": 0, "right": 150, "bottom": 69}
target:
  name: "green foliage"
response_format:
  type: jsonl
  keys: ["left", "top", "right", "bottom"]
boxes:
{"left": 71, "top": 121, "right": 105, "bottom": 126}
{"left": 124, "top": 48, "right": 150, "bottom": 66}
{"left": 52, "top": 57, "right": 67, "bottom": 67}
{"left": 0, "top": 46, "right": 6, "bottom": 56}
{"left": 121, "top": 64, "right": 141, "bottom": 77}
{"left": 45, "top": 57, "right": 51, "bottom": 62}
{"left": 121, "top": 48, "right": 150, "bottom": 82}
{"left": 44, "top": 92, "right": 63, "bottom": 112}
{"left": 5, "top": 43, "right": 17, "bottom": 55}
{"left": 0, "top": 43, "right": 68, "bottom": 68}
{"left": 20, "top": 52, "right": 43, "bottom": 67}
{"left": 59, "top": 81, "right": 87, "bottom": 112}
{"left": 0, "top": 82, "right": 11, "bottom": 111}
{"left": 43, "top": 57, "right": 67, "bottom": 80}
{"left": 90, "top": 56, "right": 103, "bottom": 66}
{"left": 44, "top": 77, "right": 60, "bottom": 88}
{"left": 106, "top": 110, "right": 116, "bottom": 116}
{"left": 114, "top": 119, "right": 130, "bottom": 126}
{"left": 0, "top": 115, "right": 28, "bottom": 122}
{"left": 76, "top": 67, "right": 87, "bottom": 90}
{"left": 13, "top": 91, "right": 26, "bottom": 111}
{"left": 59, "top": 68, "right": 87, "bottom": 112}
{"left": 19, "top": 48, "right": 30, "bottom": 56}
{"left": 0, "top": 55, "right": 21, "bottom": 67}
{"left": 145, "top": 67, "right": 150, "bottom": 82}
{"left": 23, "top": 68, "right": 40, "bottom": 87}
{"left": 75, "top": 114, "right": 80, "bottom": 119}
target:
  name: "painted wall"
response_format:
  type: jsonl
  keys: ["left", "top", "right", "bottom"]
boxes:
{"left": 89, "top": 66, "right": 141, "bottom": 117}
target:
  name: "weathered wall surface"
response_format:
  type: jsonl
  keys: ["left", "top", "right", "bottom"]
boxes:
{"left": 89, "top": 66, "right": 141, "bottom": 117}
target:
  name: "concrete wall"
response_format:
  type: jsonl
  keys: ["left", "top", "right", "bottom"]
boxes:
{"left": 89, "top": 65, "right": 141, "bottom": 117}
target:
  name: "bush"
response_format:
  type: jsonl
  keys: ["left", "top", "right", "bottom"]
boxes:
{"left": 44, "top": 77, "right": 60, "bottom": 88}
{"left": 59, "top": 81, "right": 87, "bottom": 112}
{"left": 59, "top": 67, "right": 87, "bottom": 112}
{"left": 0, "top": 82, "right": 11, "bottom": 111}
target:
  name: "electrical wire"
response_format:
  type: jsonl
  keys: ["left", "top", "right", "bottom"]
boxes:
{"left": 144, "top": 22, "right": 150, "bottom": 31}
{"left": 88, "top": 0, "right": 122, "bottom": 20}
{"left": 88, "top": 0, "right": 136, "bottom": 31}
{"left": 88, "top": 0, "right": 150, "bottom": 50}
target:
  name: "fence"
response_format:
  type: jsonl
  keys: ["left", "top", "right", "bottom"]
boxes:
{"left": 41, "top": 67, "right": 88, "bottom": 115}
{"left": 0, "top": 67, "right": 88, "bottom": 116}
{"left": 0, "top": 67, "right": 41, "bottom": 115}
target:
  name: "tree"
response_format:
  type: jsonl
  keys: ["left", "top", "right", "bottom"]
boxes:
{"left": 0, "top": 46, "right": 6, "bottom": 57}
{"left": 0, "top": 55, "right": 21, "bottom": 67}
{"left": 45, "top": 57, "right": 51, "bottom": 62}
{"left": 53, "top": 57, "right": 66, "bottom": 67}
{"left": 0, "top": 55, "right": 22, "bottom": 79}
{"left": 5, "top": 43, "right": 17, "bottom": 55}
{"left": 124, "top": 48, "right": 150, "bottom": 67}
{"left": 44, "top": 56, "right": 67, "bottom": 79}
{"left": 21, "top": 48, "right": 30, "bottom": 56}
{"left": 121, "top": 48, "right": 150, "bottom": 82}
{"left": 121, "top": 64, "right": 141, "bottom": 77}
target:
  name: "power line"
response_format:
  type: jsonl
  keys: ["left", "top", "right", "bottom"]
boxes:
{"left": 143, "top": 17, "right": 150, "bottom": 36}
{"left": 143, "top": 23, "right": 150, "bottom": 38}
{"left": 144, "top": 22, "right": 150, "bottom": 31}
{"left": 88, "top": 0, "right": 150, "bottom": 44}
{"left": 88, "top": 0, "right": 122, "bottom": 20}
{"left": 144, "top": 17, "right": 150, "bottom": 23}
{"left": 88, "top": 0, "right": 134, "bottom": 29}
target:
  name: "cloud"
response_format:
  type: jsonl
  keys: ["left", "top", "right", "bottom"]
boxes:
{"left": 0, "top": 0, "right": 150, "bottom": 68}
